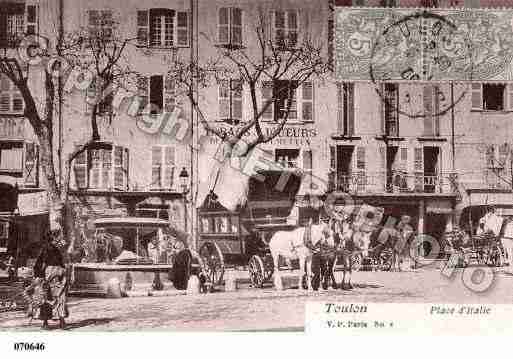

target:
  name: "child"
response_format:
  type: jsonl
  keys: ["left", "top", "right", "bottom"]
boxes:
{"left": 23, "top": 277, "right": 52, "bottom": 329}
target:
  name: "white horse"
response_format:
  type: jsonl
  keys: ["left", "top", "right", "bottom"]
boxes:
{"left": 481, "top": 211, "right": 513, "bottom": 272}
{"left": 269, "top": 220, "right": 336, "bottom": 291}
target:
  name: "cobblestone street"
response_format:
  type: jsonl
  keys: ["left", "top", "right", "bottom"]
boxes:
{"left": 2, "top": 266, "right": 513, "bottom": 332}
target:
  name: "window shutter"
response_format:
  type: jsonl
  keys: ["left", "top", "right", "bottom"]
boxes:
{"left": 163, "top": 146, "right": 175, "bottom": 189}
{"left": 414, "top": 147, "right": 424, "bottom": 191}
{"left": 471, "top": 83, "right": 482, "bottom": 110}
{"left": 232, "top": 80, "right": 243, "bottom": 122}
{"left": 330, "top": 145, "right": 336, "bottom": 170}
{"left": 336, "top": 83, "right": 343, "bottom": 133}
{"left": 219, "top": 80, "right": 230, "bottom": 120}
{"left": 346, "top": 83, "right": 354, "bottom": 135}
{"left": 485, "top": 145, "right": 494, "bottom": 169}
{"left": 400, "top": 147, "right": 408, "bottom": 172}
{"left": 152, "top": 146, "right": 162, "bottom": 188}
{"left": 423, "top": 85, "right": 434, "bottom": 136}
{"left": 499, "top": 144, "right": 509, "bottom": 167}
{"left": 274, "top": 11, "right": 285, "bottom": 47}
{"left": 149, "top": 75, "right": 164, "bottom": 113}
{"left": 101, "top": 148, "right": 112, "bottom": 189}
{"left": 176, "top": 11, "right": 189, "bottom": 47}
{"left": 355, "top": 147, "right": 366, "bottom": 191}
{"left": 137, "top": 10, "right": 149, "bottom": 47}
{"left": 24, "top": 142, "right": 38, "bottom": 187}
{"left": 89, "top": 149, "right": 101, "bottom": 189}
{"left": 114, "top": 146, "right": 125, "bottom": 189}
{"left": 164, "top": 75, "right": 175, "bottom": 113}
{"left": 262, "top": 81, "right": 273, "bottom": 120}
{"left": 507, "top": 84, "right": 513, "bottom": 111}
{"left": 287, "top": 10, "right": 298, "bottom": 48}
{"left": 301, "top": 82, "right": 313, "bottom": 122}
{"left": 137, "top": 75, "right": 149, "bottom": 114}
{"left": 231, "top": 8, "right": 242, "bottom": 46}
{"left": 74, "top": 145, "right": 88, "bottom": 189}
{"left": 218, "top": 8, "right": 229, "bottom": 45}
{"left": 25, "top": 4, "right": 38, "bottom": 35}
{"left": 124, "top": 148, "right": 129, "bottom": 189}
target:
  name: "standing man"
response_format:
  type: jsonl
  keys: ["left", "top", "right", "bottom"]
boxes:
{"left": 396, "top": 215, "right": 415, "bottom": 270}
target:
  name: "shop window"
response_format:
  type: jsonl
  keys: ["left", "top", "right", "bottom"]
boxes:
{"left": 0, "top": 75, "right": 24, "bottom": 114}
{"left": 137, "top": 9, "right": 189, "bottom": 48}
{"left": 218, "top": 7, "right": 242, "bottom": 48}
{"left": 275, "top": 148, "right": 300, "bottom": 168}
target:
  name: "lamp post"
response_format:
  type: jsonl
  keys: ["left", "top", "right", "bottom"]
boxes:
{"left": 179, "top": 167, "right": 189, "bottom": 234}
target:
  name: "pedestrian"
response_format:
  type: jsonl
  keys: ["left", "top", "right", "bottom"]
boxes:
{"left": 397, "top": 215, "right": 415, "bottom": 270}
{"left": 33, "top": 230, "right": 69, "bottom": 329}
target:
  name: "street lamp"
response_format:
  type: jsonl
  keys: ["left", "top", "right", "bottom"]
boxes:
{"left": 179, "top": 167, "right": 189, "bottom": 194}
{"left": 179, "top": 167, "right": 189, "bottom": 234}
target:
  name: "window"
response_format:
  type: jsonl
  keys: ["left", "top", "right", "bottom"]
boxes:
{"left": 472, "top": 83, "right": 513, "bottom": 111}
{"left": 219, "top": 79, "right": 242, "bottom": 123}
{"left": 73, "top": 144, "right": 129, "bottom": 190}
{"left": 218, "top": 8, "right": 242, "bottom": 48}
{"left": 262, "top": 80, "right": 314, "bottom": 122}
{"left": 87, "top": 10, "right": 113, "bottom": 40}
{"left": 137, "top": 74, "right": 175, "bottom": 115}
{"left": 151, "top": 145, "right": 175, "bottom": 190}
{"left": 0, "top": 75, "right": 24, "bottom": 114}
{"left": 272, "top": 10, "right": 298, "bottom": 50}
{"left": 337, "top": 83, "right": 354, "bottom": 135}
{"left": 275, "top": 149, "right": 300, "bottom": 169}
{"left": 383, "top": 83, "right": 399, "bottom": 136}
{"left": 137, "top": 9, "right": 189, "bottom": 48}
{"left": 0, "top": 3, "right": 36, "bottom": 48}
{"left": 486, "top": 144, "right": 510, "bottom": 169}
{"left": 0, "top": 142, "right": 23, "bottom": 173}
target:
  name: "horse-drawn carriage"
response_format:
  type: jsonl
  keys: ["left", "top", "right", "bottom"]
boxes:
{"left": 197, "top": 170, "right": 386, "bottom": 290}
{"left": 444, "top": 228, "right": 504, "bottom": 268}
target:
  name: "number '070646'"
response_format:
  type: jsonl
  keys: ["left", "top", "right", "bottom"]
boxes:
{"left": 13, "top": 342, "right": 46, "bottom": 351}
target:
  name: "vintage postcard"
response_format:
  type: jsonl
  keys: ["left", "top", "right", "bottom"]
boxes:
{"left": 2, "top": 0, "right": 513, "bottom": 350}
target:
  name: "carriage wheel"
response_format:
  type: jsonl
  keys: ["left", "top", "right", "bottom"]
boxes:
{"left": 248, "top": 255, "right": 265, "bottom": 288}
{"left": 199, "top": 242, "right": 225, "bottom": 289}
{"left": 352, "top": 254, "right": 363, "bottom": 272}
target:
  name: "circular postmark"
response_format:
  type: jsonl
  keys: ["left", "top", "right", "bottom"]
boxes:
{"left": 369, "top": 10, "right": 474, "bottom": 119}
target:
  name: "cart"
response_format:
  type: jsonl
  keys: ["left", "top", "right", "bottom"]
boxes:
{"left": 444, "top": 230, "right": 504, "bottom": 267}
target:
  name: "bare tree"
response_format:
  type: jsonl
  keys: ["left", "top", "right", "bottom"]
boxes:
{"left": 171, "top": 4, "right": 328, "bottom": 159}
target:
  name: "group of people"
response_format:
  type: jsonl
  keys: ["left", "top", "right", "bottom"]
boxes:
{"left": 23, "top": 230, "right": 69, "bottom": 330}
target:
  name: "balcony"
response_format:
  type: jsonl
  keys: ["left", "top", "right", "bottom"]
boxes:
{"left": 328, "top": 171, "right": 457, "bottom": 195}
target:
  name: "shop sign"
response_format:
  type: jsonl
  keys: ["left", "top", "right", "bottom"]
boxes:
{"left": 426, "top": 200, "right": 453, "bottom": 214}
{"left": 18, "top": 191, "right": 48, "bottom": 216}
{"left": 0, "top": 118, "right": 25, "bottom": 139}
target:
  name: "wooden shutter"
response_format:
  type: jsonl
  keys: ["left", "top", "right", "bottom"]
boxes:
{"left": 336, "top": 83, "right": 343, "bottom": 133}
{"left": 498, "top": 143, "right": 509, "bottom": 168}
{"left": 262, "top": 81, "right": 273, "bottom": 120}
{"left": 176, "top": 11, "right": 189, "bottom": 47}
{"left": 74, "top": 145, "right": 88, "bottom": 189}
{"left": 218, "top": 8, "right": 229, "bottom": 44}
{"left": 423, "top": 85, "right": 434, "bottom": 136}
{"left": 231, "top": 8, "right": 242, "bottom": 46}
{"left": 163, "top": 146, "right": 175, "bottom": 189}
{"left": 379, "top": 146, "right": 387, "bottom": 190}
{"left": 101, "top": 148, "right": 112, "bottom": 189}
{"left": 355, "top": 147, "right": 366, "bottom": 191}
{"left": 400, "top": 147, "right": 408, "bottom": 172}
{"left": 151, "top": 146, "right": 162, "bottom": 188}
{"left": 25, "top": 4, "right": 38, "bottom": 35}
{"left": 414, "top": 147, "right": 424, "bottom": 191}
{"left": 287, "top": 10, "right": 298, "bottom": 48}
{"left": 164, "top": 75, "right": 175, "bottom": 113}
{"left": 89, "top": 148, "right": 101, "bottom": 189}
{"left": 507, "top": 84, "right": 513, "bottom": 111}
{"left": 24, "top": 142, "right": 38, "bottom": 187}
{"left": 232, "top": 80, "right": 243, "bottom": 122}
{"left": 301, "top": 82, "right": 313, "bottom": 122}
{"left": 274, "top": 11, "right": 285, "bottom": 47}
{"left": 471, "top": 83, "right": 482, "bottom": 110}
{"left": 114, "top": 146, "right": 126, "bottom": 189}
{"left": 346, "top": 83, "right": 354, "bottom": 135}
{"left": 219, "top": 80, "right": 230, "bottom": 120}
{"left": 137, "top": 75, "right": 149, "bottom": 114}
{"left": 149, "top": 75, "right": 163, "bottom": 113}
{"left": 137, "top": 10, "right": 149, "bottom": 47}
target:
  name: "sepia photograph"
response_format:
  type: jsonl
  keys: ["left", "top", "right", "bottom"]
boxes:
{"left": 1, "top": 0, "right": 513, "bottom": 342}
